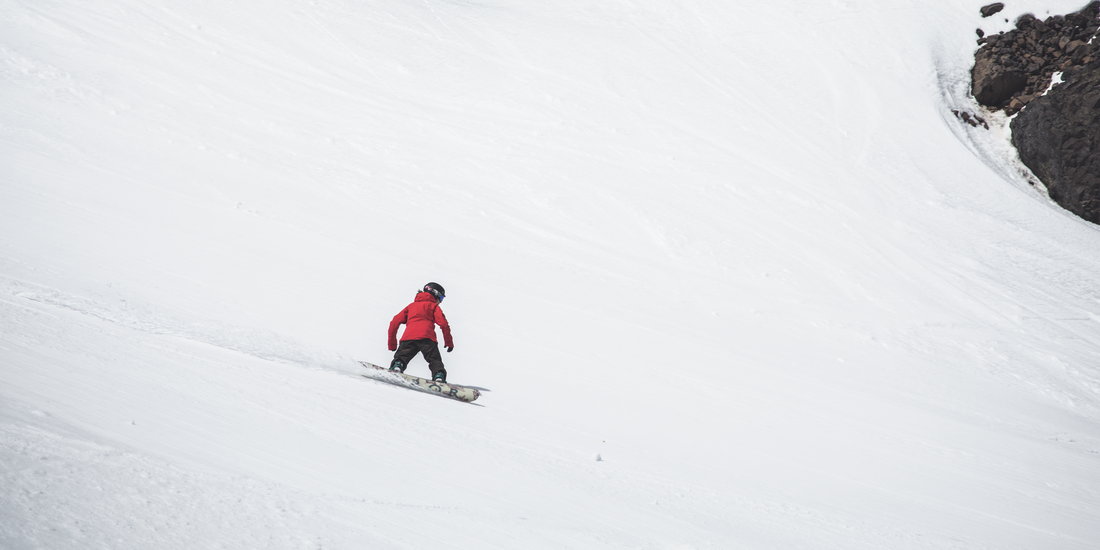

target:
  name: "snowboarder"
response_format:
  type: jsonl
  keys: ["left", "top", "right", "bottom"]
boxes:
{"left": 388, "top": 282, "right": 454, "bottom": 383}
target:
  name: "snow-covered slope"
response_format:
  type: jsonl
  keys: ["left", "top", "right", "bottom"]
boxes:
{"left": 3, "top": 1, "right": 1099, "bottom": 548}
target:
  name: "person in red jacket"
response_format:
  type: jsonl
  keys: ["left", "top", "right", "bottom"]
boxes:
{"left": 388, "top": 282, "right": 454, "bottom": 383}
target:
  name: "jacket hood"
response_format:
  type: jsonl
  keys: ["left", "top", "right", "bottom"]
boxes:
{"left": 413, "top": 291, "right": 438, "bottom": 303}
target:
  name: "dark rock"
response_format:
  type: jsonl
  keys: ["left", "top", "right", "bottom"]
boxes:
{"left": 971, "top": 2, "right": 1100, "bottom": 110}
{"left": 969, "top": 4, "right": 1100, "bottom": 221}
{"left": 1073, "top": 44, "right": 1092, "bottom": 62}
{"left": 981, "top": 3, "right": 1005, "bottom": 17}
{"left": 1011, "top": 68, "right": 1100, "bottom": 224}
{"left": 952, "top": 109, "right": 991, "bottom": 130}
{"left": 973, "top": 51, "right": 1028, "bottom": 106}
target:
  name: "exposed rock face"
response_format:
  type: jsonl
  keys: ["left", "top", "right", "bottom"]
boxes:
{"left": 981, "top": 3, "right": 1005, "bottom": 18}
{"left": 972, "top": 55, "right": 1028, "bottom": 106}
{"left": 1011, "top": 63, "right": 1100, "bottom": 224}
{"left": 972, "top": 2, "right": 1099, "bottom": 115}
{"left": 970, "top": 3, "right": 1100, "bottom": 225}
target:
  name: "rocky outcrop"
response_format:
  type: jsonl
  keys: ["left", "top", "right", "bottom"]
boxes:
{"left": 969, "top": 3, "right": 1100, "bottom": 225}
{"left": 1010, "top": 63, "right": 1100, "bottom": 224}
{"left": 972, "top": 2, "right": 1099, "bottom": 115}
{"left": 971, "top": 54, "right": 1028, "bottom": 107}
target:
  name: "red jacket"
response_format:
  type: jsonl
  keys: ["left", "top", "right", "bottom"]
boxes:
{"left": 388, "top": 292, "right": 453, "bottom": 350}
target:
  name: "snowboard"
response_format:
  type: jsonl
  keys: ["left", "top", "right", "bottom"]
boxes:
{"left": 359, "top": 361, "right": 480, "bottom": 403}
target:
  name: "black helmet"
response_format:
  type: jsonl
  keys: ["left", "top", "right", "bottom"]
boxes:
{"left": 423, "top": 282, "right": 446, "bottom": 302}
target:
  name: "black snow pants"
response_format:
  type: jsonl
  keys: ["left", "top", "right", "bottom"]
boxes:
{"left": 391, "top": 339, "right": 445, "bottom": 379}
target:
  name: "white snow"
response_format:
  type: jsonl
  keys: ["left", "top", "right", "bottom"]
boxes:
{"left": 2, "top": 0, "right": 1099, "bottom": 548}
{"left": 1045, "top": 71, "right": 1065, "bottom": 95}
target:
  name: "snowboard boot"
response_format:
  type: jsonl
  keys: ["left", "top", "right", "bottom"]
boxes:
{"left": 432, "top": 371, "right": 447, "bottom": 384}
{"left": 389, "top": 360, "right": 405, "bottom": 373}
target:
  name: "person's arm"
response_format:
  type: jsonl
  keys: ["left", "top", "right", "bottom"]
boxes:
{"left": 436, "top": 305, "right": 454, "bottom": 351}
{"left": 388, "top": 308, "right": 408, "bottom": 351}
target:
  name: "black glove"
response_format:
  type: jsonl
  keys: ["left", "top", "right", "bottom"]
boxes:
{"left": 446, "top": 346, "right": 453, "bottom": 353}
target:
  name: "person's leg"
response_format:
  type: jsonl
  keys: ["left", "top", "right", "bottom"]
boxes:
{"left": 390, "top": 341, "right": 418, "bottom": 372}
{"left": 417, "top": 340, "right": 446, "bottom": 382}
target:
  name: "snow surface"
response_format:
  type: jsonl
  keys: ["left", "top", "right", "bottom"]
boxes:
{"left": 2, "top": 0, "right": 1100, "bottom": 548}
